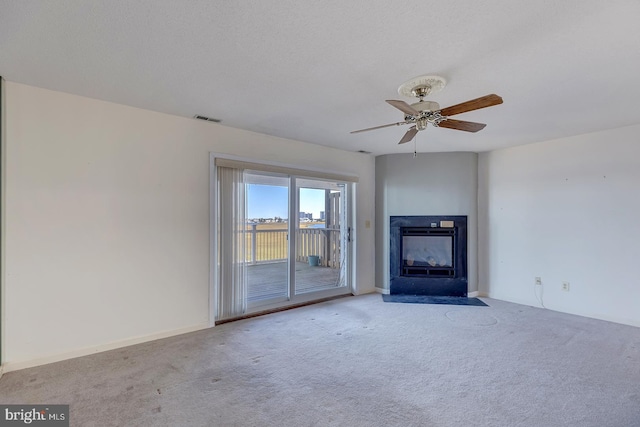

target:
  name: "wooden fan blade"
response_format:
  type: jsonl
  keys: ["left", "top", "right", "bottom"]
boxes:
{"left": 386, "top": 100, "right": 420, "bottom": 116}
{"left": 351, "top": 121, "right": 408, "bottom": 134}
{"left": 439, "top": 94, "right": 503, "bottom": 117}
{"left": 398, "top": 126, "right": 418, "bottom": 144}
{"left": 437, "top": 119, "right": 487, "bottom": 133}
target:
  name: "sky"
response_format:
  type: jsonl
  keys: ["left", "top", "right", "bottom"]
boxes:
{"left": 247, "top": 184, "right": 327, "bottom": 219}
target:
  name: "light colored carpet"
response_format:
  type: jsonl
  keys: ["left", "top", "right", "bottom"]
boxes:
{"left": 1, "top": 294, "right": 639, "bottom": 426}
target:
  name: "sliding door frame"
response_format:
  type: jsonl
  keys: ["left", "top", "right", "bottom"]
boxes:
{"left": 210, "top": 153, "right": 357, "bottom": 322}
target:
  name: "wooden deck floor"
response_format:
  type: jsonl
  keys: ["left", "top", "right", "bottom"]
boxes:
{"left": 247, "top": 261, "right": 341, "bottom": 301}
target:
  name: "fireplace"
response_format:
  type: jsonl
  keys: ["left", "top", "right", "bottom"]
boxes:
{"left": 390, "top": 216, "right": 467, "bottom": 296}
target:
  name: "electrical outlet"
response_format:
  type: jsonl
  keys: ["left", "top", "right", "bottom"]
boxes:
{"left": 535, "top": 277, "right": 542, "bottom": 286}
{"left": 562, "top": 281, "right": 570, "bottom": 292}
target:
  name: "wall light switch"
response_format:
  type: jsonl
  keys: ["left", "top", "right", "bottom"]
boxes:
{"left": 365, "top": 220, "right": 371, "bottom": 229}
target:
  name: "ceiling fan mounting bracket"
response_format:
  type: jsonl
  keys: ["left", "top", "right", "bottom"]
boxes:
{"left": 428, "top": 111, "right": 446, "bottom": 126}
{"left": 397, "top": 75, "right": 447, "bottom": 99}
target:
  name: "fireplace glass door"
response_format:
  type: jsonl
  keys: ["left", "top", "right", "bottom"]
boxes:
{"left": 402, "top": 235, "right": 453, "bottom": 268}
{"left": 401, "top": 229, "right": 455, "bottom": 277}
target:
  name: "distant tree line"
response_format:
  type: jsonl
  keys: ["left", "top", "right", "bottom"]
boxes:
{"left": 252, "top": 217, "right": 286, "bottom": 223}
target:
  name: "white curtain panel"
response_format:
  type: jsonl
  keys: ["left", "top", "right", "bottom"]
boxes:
{"left": 216, "top": 166, "right": 247, "bottom": 320}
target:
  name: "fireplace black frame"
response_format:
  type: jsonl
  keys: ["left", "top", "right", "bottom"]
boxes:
{"left": 390, "top": 216, "right": 467, "bottom": 296}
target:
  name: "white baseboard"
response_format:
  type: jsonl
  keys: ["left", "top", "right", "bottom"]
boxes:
{"left": 2, "top": 322, "right": 211, "bottom": 373}
{"left": 374, "top": 287, "right": 390, "bottom": 295}
{"left": 484, "top": 292, "right": 640, "bottom": 328}
{"left": 468, "top": 291, "right": 489, "bottom": 298}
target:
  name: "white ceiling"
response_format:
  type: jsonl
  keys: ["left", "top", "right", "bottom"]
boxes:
{"left": 2, "top": 1, "right": 640, "bottom": 156}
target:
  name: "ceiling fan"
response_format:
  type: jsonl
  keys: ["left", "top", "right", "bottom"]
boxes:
{"left": 351, "top": 75, "right": 503, "bottom": 144}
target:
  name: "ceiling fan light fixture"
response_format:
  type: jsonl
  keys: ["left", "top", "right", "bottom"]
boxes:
{"left": 411, "top": 100, "right": 440, "bottom": 112}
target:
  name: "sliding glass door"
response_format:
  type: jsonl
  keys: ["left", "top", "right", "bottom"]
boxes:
{"left": 215, "top": 163, "right": 353, "bottom": 321}
{"left": 245, "top": 172, "right": 290, "bottom": 307}
{"left": 295, "top": 178, "right": 347, "bottom": 295}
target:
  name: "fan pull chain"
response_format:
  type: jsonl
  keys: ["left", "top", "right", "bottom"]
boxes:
{"left": 413, "top": 135, "right": 417, "bottom": 158}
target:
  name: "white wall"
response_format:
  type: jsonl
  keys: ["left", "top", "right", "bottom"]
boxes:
{"left": 2, "top": 82, "right": 375, "bottom": 370}
{"left": 478, "top": 124, "right": 640, "bottom": 327}
{"left": 375, "top": 152, "right": 478, "bottom": 293}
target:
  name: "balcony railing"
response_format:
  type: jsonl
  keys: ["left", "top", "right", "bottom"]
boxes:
{"left": 245, "top": 225, "right": 341, "bottom": 268}
{"left": 296, "top": 228, "right": 341, "bottom": 268}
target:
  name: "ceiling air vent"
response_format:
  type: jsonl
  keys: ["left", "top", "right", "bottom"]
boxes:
{"left": 357, "top": 150, "right": 372, "bottom": 154}
{"left": 194, "top": 115, "right": 221, "bottom": 123}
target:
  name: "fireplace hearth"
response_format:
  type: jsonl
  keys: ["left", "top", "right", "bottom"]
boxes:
{"left": 390, "top": 216, "right": 467, "bottom": 296}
